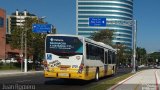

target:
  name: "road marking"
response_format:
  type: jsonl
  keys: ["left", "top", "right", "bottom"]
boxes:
{"left": 134, "top": 84, "right": 140, "bottom": 90}
{"left": 155, "top": 70, "right": 160, "bottom": 90}
{"left": 134, "top": 76, "right": 144, "bottom": 90}
{"left": 134, "top": 78, "right": 144, "bottom": 90}
{"left": 156, "top": 70, "right": 160, "bottom": 84}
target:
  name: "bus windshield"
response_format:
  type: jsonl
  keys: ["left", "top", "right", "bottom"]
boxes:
{"left": 46, "top": 36, "right": 83, "bottom": 56}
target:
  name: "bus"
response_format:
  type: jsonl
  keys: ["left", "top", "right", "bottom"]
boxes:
{"left": 43, "top": 34, "right": 117, "bottom": 81}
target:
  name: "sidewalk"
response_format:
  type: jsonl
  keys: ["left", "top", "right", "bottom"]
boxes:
{"left": 108, "top": 69, "right": 160, "bottom": 90}
{"left": 0, "top": 70, "right": 43, "bottom": 77}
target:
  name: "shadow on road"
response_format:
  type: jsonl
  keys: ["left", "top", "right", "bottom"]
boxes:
{"left": 44, "top": 78, "right": 95, "bottom": 86}
{"left": 44, "top": 73, "right": 125, "bottom": 86}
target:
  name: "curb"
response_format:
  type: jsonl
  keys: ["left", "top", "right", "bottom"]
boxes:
{"left": 108, "top": 70, "right": 144, "bottom": 90}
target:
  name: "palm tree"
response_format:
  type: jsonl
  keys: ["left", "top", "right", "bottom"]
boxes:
{"left": 136, "top": 47, "right": 147, "bottom": 65}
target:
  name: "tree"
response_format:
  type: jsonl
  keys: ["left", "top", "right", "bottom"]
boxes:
{"left": 90, "top": 29, "right": 113, "bottom": 46}
{"left": 9, "top": 17, "right": 47, "bottom": 65}
{"left": 113, "top": 44, "right": 132, "bottom": 66}
{"left": 136, "top": 47, "right": 147, "bottom": 65}
{"left": 148, "top": 52, "right": 160, "bottom": 65}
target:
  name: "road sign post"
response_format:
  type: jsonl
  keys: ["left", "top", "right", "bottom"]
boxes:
{"left": 106, "top": 19, "right": 137, "bottom": 73}
{"left": 132, "top": 20, "right": 137, "bottom": 73}
{"left": 24, "top": 28, "right": 27, "bottom": 73}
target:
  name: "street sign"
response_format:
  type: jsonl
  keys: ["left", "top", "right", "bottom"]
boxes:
{"left": 32, "top": 24, "right": 52, "bottom": 33}
{"left": 89, "top": 18, "right": 106, "bottom": 26}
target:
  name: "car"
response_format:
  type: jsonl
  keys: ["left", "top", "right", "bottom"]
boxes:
{"left": 156, "top": 64, "right": 160, "bottom": 69}
{"left": 157, "top": 66, "right": 160, "bottom": 69}
{"left": 149, "top": 65, "right": 154, "bottom": 68}
{"left": 138, "top": 65, "right": 145, "bottom": 68}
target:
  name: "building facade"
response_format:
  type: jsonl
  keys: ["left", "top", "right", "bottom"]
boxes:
{"left": 0, "top": 8, "right": 6, "bottom": 59}
{"left": 7, "top": 10, "right": 37, "bottom": 34}
{"left": 76, "top": 0, "right": 133, "bottom": 48}
{"left": 5, "top": 10, "right": 38, "bottom": 60}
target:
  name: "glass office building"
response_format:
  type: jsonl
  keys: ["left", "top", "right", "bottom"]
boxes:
{"left": 76, "top": 0, "right": 133, "bottom": 48}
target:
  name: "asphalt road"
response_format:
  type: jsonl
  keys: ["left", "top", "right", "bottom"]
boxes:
{"left": 0, "top": 68, "right": 132, "bottom": 90}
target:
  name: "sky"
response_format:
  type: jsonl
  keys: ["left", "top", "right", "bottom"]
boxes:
{"left": 134, "top": 0, "right": 160, "bottom": 53}
{"left": 0, "top": 0, "right": 160, "bottom": 53}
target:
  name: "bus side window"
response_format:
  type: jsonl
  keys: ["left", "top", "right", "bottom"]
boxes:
{"left": 99, "top": 47, "right": 104, "bottom": 63}
{"left": 86, "top": 44, "right": 90, "bottom": 59}
{"left": 105, "top": 51, "right": 108, "bottom": 64}
{"left": 108, "top": 51, "right": 112, "bottom": 64}
{"left": 86, "top": 44, "right": 104, "bottom": 61}
{"left": 86, "top": 44, "right": 95, "bottom": 60}
{"left": 112, "top": 52, "right": 116, "bottom": 64}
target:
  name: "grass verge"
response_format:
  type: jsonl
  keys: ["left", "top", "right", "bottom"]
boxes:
{"left": 87, "top": 73, "right": 134, "bottom": 90}
{"left": 0, "top": 64, "right": 20, "bottom": 70}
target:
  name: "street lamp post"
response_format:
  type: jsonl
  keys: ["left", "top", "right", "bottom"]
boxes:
{"left": 132, "top": 20, "right": 137, "bottom": 73}
{"left": 24, "top": 28, "right": 27, "bottom": 72}
{"left": 19, "top": 13, "right": 24, "bottom": 72}
{"left": 22, "top": 16, "right": 47, "bottom": 73}
{"left": 20, "top": 30, "right": 23, "bottom": 72}
{"left": 38, "top": 16, "right": 46, "bottom": 23}
{"left": 107, "top": 19, "right": 137, "bottom": 73}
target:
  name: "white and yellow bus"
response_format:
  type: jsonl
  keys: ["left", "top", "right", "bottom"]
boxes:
{"left": 44, "top": 34, "right": 117, "bottom": 81}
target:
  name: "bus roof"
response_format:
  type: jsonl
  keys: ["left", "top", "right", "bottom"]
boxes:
{"left": 46, "top": 34, "right": 84, "bottom": 38}
{"left": 84, "top": 38, "right": 116, "bottom": 51}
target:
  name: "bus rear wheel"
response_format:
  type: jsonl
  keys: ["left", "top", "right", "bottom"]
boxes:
{"left": 112, "top": 66, "right": 116, "bottom": 76}
{"left": 95, "top": 69, "right": 99, "bottom": 81}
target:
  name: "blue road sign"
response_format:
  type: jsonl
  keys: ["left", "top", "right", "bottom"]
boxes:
{"left": 32, "top": 24, "right": 52, "bottom": 33}
{"left": 89, "top": 18, "right": 106, "bottom": 26}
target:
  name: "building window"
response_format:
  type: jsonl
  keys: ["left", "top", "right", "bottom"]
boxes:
{"left": 0, "top": 17, "right": 4, "bottom": 27}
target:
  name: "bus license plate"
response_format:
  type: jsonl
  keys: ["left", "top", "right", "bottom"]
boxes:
{"left": 58, "top": 73, "right": 69, "bottom": 77}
